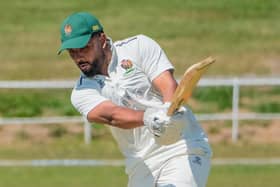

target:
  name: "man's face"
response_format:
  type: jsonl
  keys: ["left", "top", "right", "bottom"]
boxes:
{"left": 68, "top": 35, "right": 106, "bottom": 77}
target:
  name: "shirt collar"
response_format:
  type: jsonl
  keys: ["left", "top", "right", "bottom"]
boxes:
{"left": 107, "top": 37, "right": 118, "bottom": 76}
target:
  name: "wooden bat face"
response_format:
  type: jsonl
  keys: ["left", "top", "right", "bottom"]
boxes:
{"left": 167, "top": 57, "right": 215, "bottom": 116}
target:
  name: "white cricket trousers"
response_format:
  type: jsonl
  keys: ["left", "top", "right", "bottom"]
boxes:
{"left": 128, "top": 155, "right": 211, "bottom": 187}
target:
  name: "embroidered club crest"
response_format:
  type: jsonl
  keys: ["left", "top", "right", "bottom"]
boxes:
{"left": 121, "top": 59, "right": 135, "bottom": 75}
{"left": 64, "top": 24, "right": 72, "bottom": 36}
{"left": 121, "top": 59, "right": 133, "bottom": 69}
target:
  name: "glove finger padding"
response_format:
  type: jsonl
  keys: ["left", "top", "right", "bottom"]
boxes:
{"left": 154, "top": 106, "right": 188, "bottom": 145}
{"left": 143, "top": 107, "right": 170, "bottom": 137}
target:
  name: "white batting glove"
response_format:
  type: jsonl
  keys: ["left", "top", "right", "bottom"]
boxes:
{"left": 143, "top": 104, "right": 170, "bottom": 137}
{"left": 154, "top": 106, "right": 188, "bottom": 145}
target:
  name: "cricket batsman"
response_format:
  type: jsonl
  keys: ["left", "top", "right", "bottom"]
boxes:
{"left": 58, "top": 12, "right": 212, "bottom": 187}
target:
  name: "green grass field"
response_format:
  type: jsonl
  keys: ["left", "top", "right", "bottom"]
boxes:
{"left": 0, "top": 124, "right": 280, "bottom": 159}
{"left": 0, "top": 0, "right": 279, "bottom": 118}
{"left": 0, "top": 1, "right": 279, "bottom": 187}
{"left": 0, "top": 165, "right": 279, "bottom": 187}
{"left": 1, "top": 0, "right": 280, "bottom": 79}
{"left": 0, "top": 86, "right": 279, "bottom": 118}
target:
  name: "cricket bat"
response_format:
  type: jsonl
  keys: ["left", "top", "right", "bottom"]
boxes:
{"left": 167, "top": 56, "right": 215, "bottom": 116}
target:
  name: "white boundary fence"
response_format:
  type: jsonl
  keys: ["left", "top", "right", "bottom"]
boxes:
{"left": 0, "top": 77, "right": 279, "bottom": 143}
{"left": 1, "top": 158, "right": 280, "bottom": 166}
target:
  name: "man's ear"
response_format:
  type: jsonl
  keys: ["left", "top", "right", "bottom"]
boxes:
{"left": 99, "top": 33, "right": 107, "bottom": 49}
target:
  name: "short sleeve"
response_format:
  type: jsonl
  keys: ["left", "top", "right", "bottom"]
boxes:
{"left": 138, "top": 35, "right": 174, "bottom": 81}
{"left": 71, "top": 77, "right": 109, "bottom": 117}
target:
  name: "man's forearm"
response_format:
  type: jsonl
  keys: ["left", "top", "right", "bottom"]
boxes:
{"left": 87, "top": 101, "right": 144, "bottom": 129}
{"left": 110, "top": 106, "right": 144, "bottom": 129}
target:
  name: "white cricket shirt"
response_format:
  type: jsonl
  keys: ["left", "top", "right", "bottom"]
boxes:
{"left": 71, "top": 35, "right": 211, "bottom": 174}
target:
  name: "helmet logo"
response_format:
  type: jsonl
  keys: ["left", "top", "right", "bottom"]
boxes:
{"left": 92, "top": 25, "right": 100, "bottom": 31}
{"left": 64, "top": 24, "right": 72, "bottom": 36}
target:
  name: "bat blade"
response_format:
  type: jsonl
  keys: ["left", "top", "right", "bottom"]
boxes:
{"left": 167, "top": 57, "right": 215, "bottom": 116}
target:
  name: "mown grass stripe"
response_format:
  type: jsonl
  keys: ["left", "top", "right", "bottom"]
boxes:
{"left": 0, "top": 158, "right": 280, "bottom": 167}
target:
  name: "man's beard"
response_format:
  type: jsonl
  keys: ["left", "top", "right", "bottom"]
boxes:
{"left": 79, "top": 60, "right": 102, "bottom": 77}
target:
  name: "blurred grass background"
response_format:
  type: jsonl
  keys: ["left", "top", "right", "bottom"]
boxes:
{"left": 0, "top": 0, "right": 280, "bottom": 186}
{"left": 0, "top": 0, "right": 280, "bottom": 79}
{"left": 0, "top": 87, "right": 279, "bottom": 118}
{"left": 1, "top": 165, "right": 280, "bottom": 187}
